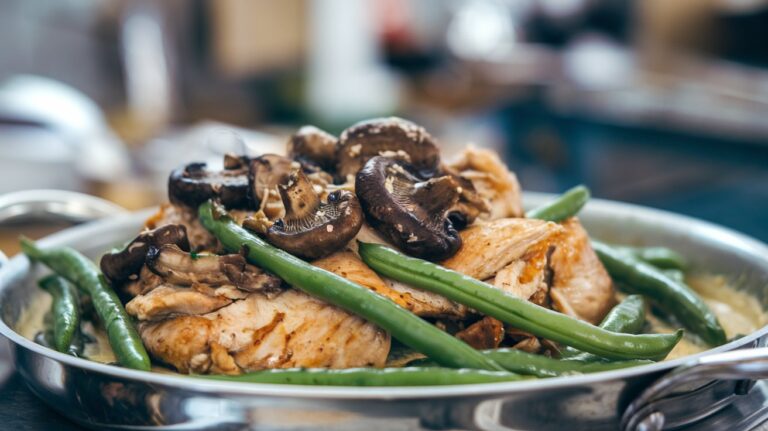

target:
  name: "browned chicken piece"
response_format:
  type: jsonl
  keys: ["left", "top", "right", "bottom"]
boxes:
{"left": 313, "top": 250, "right": 467, "bottom": 318}
{"left": 312, "top": 251, "right": 410, "bottom": 309}
{"left": 126, "top": 285, "right": 233, "bottom": 321}
{"left": 145, "top": 204, "right": 218, "bottom": 251}
{"left": 138, "top": 289, "right": 390, "bottom": 374}
{"left": 488, "top": 234, "right": 553, "bottom": 308}
{"left": 382, "top": 277, "right": 467, "bottom": 319}
{"left": 442, "top": 218, "right": 563, "bottom": 281}
{"left": 456, "top": 316, "right": 504, "bottom": 349}
{"left": 443, "top": 217, "right": 613, "bottom": 325}
{"left": 548, "top": 218, "right": 616, "bottom": 324}
{"left": 447, "top": 146, "right": 524, "bottom": 220}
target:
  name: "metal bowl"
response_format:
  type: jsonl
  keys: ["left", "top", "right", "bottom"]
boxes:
{"left": 1, "top": 193, "right": 767, "bottom": 430}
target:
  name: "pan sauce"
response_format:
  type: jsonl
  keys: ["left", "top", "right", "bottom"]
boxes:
{"left": 15, "top": 273, "right": 767, "bottom": 369}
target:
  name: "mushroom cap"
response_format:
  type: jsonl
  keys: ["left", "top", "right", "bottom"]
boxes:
{"left": 265, "top": 169, "right": 363, "bottom": 260}
{"left": 287, "top": 125, "right": 338, "bottom": 172}
{"left": 336, "top": 117, "right": 440, "bottom": 181}
{"left": 355, "top": 156, "right": 465, "bottom": 261}
{"left": 168, "top": 162, "right": 249, "bottom": 209}
{"left": 100, "top": 224, "right": 190, "bottom": 283}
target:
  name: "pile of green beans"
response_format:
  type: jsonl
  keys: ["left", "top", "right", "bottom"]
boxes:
{"left": 560, "top": 295, "right": 646, "bottom": 361}
{"left": 20, "top": 238, "right": 151, "bottom": 371}
{"left": 38, "top": 275, "right": 81, "bottom": 355}
{"left": 201, "top": 367, "right": 527, "bottom": 386}
{"left": 525, "top": 185, "right": 590, "bottom": 222}
{"left": 592, "top": 241, "right": 726, "bottom": 346}
{"left": 198, "top": 201, "right": 504, "bottom": 371}
{"left": 358, "top": 242, "right": 682, "bottom": 361}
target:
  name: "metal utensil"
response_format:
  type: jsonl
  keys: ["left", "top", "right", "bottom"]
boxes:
{"left": 0, "top": 192, "right": 767, "bottom": 430}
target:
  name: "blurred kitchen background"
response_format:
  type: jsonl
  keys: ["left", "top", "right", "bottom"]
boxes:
{"left": 1, "top": 0, "right": 767, "bottom": 253}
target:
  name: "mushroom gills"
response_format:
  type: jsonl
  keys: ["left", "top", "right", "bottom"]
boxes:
{"left": 264, "top": 169, "right": 363, "bottom": 259}
{"left": 355, "top": 156, "right": 465, "bottom": 261}
{"left": 146, "top": 244, "right": 282, "bottom": 293}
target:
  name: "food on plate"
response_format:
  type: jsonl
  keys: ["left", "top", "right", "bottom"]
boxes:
{"left": 20, "top": 116, "right": 747, "bottom": 386}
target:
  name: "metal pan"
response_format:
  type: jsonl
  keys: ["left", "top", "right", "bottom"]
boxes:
{"left": 1, "top": 190, "right": 768, "bottom": 430}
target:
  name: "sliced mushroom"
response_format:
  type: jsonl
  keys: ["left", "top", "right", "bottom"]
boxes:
{"left": 336, "top": 117, "right": 440, "bottom": 181}
{"left": 168, "top": 161, "right": 249, "bottom": 209}
{"left": 264, "top": 169, "right": 363, "bottom": 259}
{"left": 455, "top": 316, "right": 504, "bottom": 349}
{"left": 247, "top": 154, "right": 296, "bottom": 213}
{"left": 355, "top": 156, "right": 466, "bottom": 260}
{"left": 146, "top": 244, "right": 282, "bottom": 293}
{"left": 100, "top": 224, "right": 190, "bottom": 283}
{"left": 287, "top": 125, "right": 338, "bottom": 172}
{"left": 440, "top": 165, "right": 490, "bottom": 228}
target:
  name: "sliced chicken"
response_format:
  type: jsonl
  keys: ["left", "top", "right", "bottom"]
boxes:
{"left": 126, "top": 285, "right": 233, "bottom": 321}
{"left": 490, "top": 241, "right": 551, "bottom": 307}
{"left": 447, "top": 146, "right": 524, "bottom": 220}
{"left": 138, "top": 289, "right": 390, "bottom": 374}
{"left": 383, "top": 277, "right": 467, "bottom": 319}
{"left": 312, "top": 251, "right": 411, "bottom": 309}
{"left": 442, "top": 218, "right": 562, "bottom": 281}
{"left": 548, "top": 218, "right": 616, "bottom": 324}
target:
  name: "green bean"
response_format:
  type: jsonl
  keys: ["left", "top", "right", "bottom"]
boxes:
{"left": 198, "top": 201, "right": 504, "bottom": 371}
{"left": 525, "top": 185, "right": 590, "bottom": 222}
{"left": 38, "top": 275, "right": 81, "bottom": 355}
{"left": 20, "top": 238, "right": 151, "bottom": 371}
{"left": 200, "top": 367, "right": 527, "bottom": 386}
{"left": 661, "top": 269, "right": 685, "bottom": 283}
{"left": 359, "top": 242, "right": 682, "bottom": 361}
{"left": 592, "top": 240, "right": 726, "bottom": 346}
{"left": 614, "top": 246, "right": 687, "bottom": 271}
{"left": 561, "top": 295, "right": 646, "bottom": 360}
{"left": 416, "top": 349, "right": 651, "bottom": 378}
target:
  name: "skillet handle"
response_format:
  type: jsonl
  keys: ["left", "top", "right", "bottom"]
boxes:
{"left": 0, "top": 189, "right": 127, "bottom": 225}
{"left": 622, "top": 346, "right": 768, "bottom": 431}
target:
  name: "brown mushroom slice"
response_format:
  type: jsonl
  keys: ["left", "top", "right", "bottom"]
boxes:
{"left": 336, "top": 117, "right": 440, "bottom": 181}
{"left": 287, "top": 125, "right": 338, "bottom": 172}
{"left": 455, "top": 316, "right": 504, "bottom": 349}
{"left": 100, "top": 224, "right": 190, "bottom": 283}
{"left": 355, "top": 156, "right": 467, "bottom": 260}
{"left": 168, "top": 162, "right": 249, "bottom": 209}
{"left": 146, "top": 244, "right": 282, "bottom": 293}
{"left": 247, "top": 154, "right": 297, "bottom": 216}
{"left": 264, "top": 169, "right": 364, "bottom": 259}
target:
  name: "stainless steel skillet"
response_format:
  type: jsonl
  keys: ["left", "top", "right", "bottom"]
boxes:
{"left": 1, "top": 191, "right": 767, "bottom": 430}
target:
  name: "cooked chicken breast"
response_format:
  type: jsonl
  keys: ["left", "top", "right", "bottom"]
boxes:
{"left": 548, "top": 218, "right": 616, "bottom": 324}
{"left": 126, "top": 285, "right": 233, "bottom": 321}
{"left": 138, "top": 289, "right": 390, "bottom": 374}
{"left": 382, "top": 277, "right": 467, "bottom": 318}
{"left": 312, "top": 251, "right": 410, "bottom": 309}
{"left": 442, "top": 218, "right": 562, "bottom": 280}
{"left": 448, "top": 146, "right": 524, "bottom": 220}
